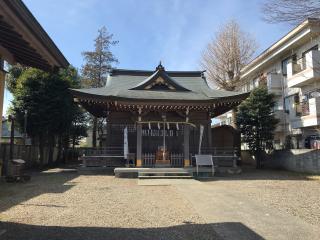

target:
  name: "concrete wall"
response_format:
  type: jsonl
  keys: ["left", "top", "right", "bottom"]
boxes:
{"left": 267, "top": 149, "right": 320, "bottom": 174}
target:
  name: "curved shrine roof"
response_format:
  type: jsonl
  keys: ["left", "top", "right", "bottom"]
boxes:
{"left": 72, "top": 64, "right": 248, "bottom": 103}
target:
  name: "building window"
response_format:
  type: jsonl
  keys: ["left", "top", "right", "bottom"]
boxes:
{"left": 281, "top": 57, "right": 290, "bottom": 76}
{"left": 284, "top": 96, "right": 290, "bottom": 114}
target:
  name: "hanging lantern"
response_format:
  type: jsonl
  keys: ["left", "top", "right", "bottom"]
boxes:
{"left": 167, "top": 122, "right": 170, "bottom": 130}
{"left": 158, "top": 122, "right": 160, "bottom": 130}
{"left": 148, "top": 122, "right": 151, "bottom": 130}
{"left": 176, "top": 123, "right": 179, "bottom": 130}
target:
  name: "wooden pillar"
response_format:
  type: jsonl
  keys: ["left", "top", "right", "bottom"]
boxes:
{"left": 136, "top": 123, "right": 142, "bottom": 167}
{"left": 136, "top": 108, "right": 142, "bottom": 167}
{"left": 183, "top": 124, "right": 190, "bottom": 167}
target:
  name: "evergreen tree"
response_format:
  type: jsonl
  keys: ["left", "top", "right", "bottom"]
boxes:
{"left": 7, "top": 65, "right": 87, "bottom": 166}
{"left": 236, "top": 87, "right": 279, "bottom": 168}
{"left": 81, "top": 27, "right": 118, "bottom": 147}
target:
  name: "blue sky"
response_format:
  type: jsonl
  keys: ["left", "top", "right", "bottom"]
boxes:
{"left": 4, "top": 0, "right": 291, "bottom": 114}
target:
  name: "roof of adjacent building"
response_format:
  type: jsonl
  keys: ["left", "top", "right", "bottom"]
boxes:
{"left": 71, "top": 64, "right": 247, "bottom": 102}
{"left": 0, "top": 0, "right": 69, "bottom": 70}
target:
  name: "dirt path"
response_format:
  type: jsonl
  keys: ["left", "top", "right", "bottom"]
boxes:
{"left": 175, "top": 169, "right": 320, "bottom": 240}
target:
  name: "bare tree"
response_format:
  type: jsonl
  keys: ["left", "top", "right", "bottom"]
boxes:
{"left": 261, "top": 0, "right": 320, "bottom": 25}
{"left": 201, "top": 20, "right": 257, "bottom": 91}
{"left": 201, "top": 20, "right": 257, "bottom": 128}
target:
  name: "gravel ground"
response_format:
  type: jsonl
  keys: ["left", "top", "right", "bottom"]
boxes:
{"left": 0, "top": 168, "right": 219, "bottom": 240}
{"left": 0, "top": 167, "right": 319, "bottom": 240}
{"left": 206, "top": 168, "right": 320, "bottom": 226}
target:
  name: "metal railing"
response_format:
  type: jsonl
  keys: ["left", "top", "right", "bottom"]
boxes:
{"left": 190, "top": 147, "right": 239, "bottom": 168}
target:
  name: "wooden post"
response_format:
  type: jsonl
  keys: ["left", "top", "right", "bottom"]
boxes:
{"left": 136, "top": 108, "right": 142, "bottom": 167}
{"left": 136, "top": 123, "right": 142, "bottom": 167}
{"left": 183, "top": 124, "right": 190, "bottom": 167}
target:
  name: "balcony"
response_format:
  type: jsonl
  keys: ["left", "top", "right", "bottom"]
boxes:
{"left": 287, "top": 50, "right": 320, "bottom": 88}
{"left": 266, "top": 73, "right": 283, "bottom": 95}
{"left": 291, "top": 97, "right": 320, "bottom": 129}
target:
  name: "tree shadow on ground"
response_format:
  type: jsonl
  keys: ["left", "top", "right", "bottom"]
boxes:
{"left": 0, "top": 166, "right": 79, "bottom": 213}
{"left": 0, "top": 221, "right": 264, "bottom": 240}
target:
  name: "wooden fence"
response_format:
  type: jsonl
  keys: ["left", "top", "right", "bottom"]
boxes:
{"left": 0, "top": 144, "right": 81, "bottom": 172}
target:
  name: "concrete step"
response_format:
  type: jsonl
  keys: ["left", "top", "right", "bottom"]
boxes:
{"left": 139, "top": 171, "right": 191, "bottom": 175}
{"left": 138, "top": 170, "right": 193, "bottom": 179}
{"left": 139, "top": 168, "right": 191, "bottom": 173}
{"left": 138, "top": 175, "right": 193, "bottom": 179}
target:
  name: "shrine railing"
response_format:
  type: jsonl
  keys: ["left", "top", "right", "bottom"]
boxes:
{"left": 79, "top": 147, "right": 124, "bottom": 156}
{"left": 142, "top": 152, "right": 184, "bottom": 167}
{"left": 78, "top": 147, "right": 127, "bottom": 168}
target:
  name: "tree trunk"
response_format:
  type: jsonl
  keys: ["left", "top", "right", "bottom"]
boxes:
{"left": 92, "top": 117, "right": 97, "bottom": 148}
{"left": 56, "top": 135, "right": 62, "bottom": 164}
{"left": 62, "top": 134, "right": 69, "bottom": 164}
{"left": 48, "top": 135, "right": 55, "bottom": 166}
{"left": 39, "top": 134, "right": 45, "bottom": 168}
{"left": 255, "top": 150, "right": 262, "bottom": 169}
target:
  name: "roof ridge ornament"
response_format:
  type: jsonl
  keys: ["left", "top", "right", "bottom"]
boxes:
{"left": 156, "top": 61, "right": 165, "bottom": 71}
{"left": 128, "top": 62, "right": 192, "bottom": 91}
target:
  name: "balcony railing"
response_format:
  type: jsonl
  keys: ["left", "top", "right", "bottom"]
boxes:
{"left": 287, "top": 50, "right": 320, "bottom": 88}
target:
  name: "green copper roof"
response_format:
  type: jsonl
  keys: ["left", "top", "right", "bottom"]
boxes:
{"left": 71, "top": 65, "right": 247, "bottom": 102}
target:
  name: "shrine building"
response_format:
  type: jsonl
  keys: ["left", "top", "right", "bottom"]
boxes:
{"left": 71, "top": 63, "right": 248, "bottom": 169}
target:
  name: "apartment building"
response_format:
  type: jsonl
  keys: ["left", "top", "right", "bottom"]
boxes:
{"left": 218, "top": 18, "right": 320, "bottom": 149}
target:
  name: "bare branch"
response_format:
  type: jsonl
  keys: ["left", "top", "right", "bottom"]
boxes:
{"left": 261, "top": 0, "right": 320, "bottom": 25}
{"left": 201, "top": 20, "right": 258, "bottom": 90}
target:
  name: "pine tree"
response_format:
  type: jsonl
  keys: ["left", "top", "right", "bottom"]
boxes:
{"left": 236, "top": 87, "right": 279, "bottom": 168}
{"left": 81, "top": 27, "right": 118, "bottom": 147}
